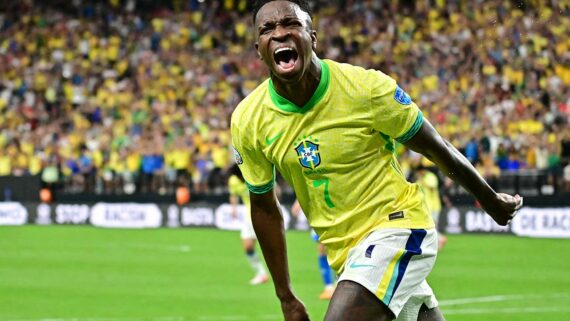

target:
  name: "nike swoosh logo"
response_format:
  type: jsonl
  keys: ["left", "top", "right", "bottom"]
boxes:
{"left": 348, "top": 262, "right": 376, "bottom": 269}
{"left": 265, "top": 132, "right": 284, "bottom": 146}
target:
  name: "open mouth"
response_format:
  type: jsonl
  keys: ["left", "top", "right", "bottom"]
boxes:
{"left": 273, "top": 47, "right": 299, "bottom": 71}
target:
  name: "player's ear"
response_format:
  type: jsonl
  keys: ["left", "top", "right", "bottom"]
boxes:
{"left": 254, "top": 42, "right": 263, "bottom": 60}
{"left": 311, "top": 30, "right": 317, "bottom": 51}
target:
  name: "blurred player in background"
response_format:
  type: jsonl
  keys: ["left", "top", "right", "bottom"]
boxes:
{"left": 228, "top": 164, "right": 269, "bottom": 285}
{"left": 231, "top": 1, "right": 523, "bottom": 320}
{"left": 291, "top": 199, "right": 335, "bottom": 300}
{"left": 415, "top": 164, "right": 447, "bottom": 250}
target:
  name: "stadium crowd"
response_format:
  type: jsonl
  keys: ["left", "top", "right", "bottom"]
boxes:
{"left": 0, "top": 0, "right": 569, "bottom": 196}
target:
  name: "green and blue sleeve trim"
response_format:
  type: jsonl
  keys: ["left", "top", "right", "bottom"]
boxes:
{"left": 395, "top": 111, "right": 424, "bottom": 144}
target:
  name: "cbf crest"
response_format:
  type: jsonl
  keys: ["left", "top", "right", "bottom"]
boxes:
{"left": 294, "top": 136, "right": 321, "bottom": 169}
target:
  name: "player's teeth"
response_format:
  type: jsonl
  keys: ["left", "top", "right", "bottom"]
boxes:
{"left": 275, "top": 48, "right": 293, "bottom": 54}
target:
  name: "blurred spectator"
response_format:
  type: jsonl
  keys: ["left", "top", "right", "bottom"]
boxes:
{"left": 41, "top": 154, "right": 60, "bottom": 190}
{"left": 0, "top": 0, "right": 568, "bottom": 195}
{"left": 477, "top": 153, "right": 501, "bottom": 190}
{"left": 0, "top": 148, "right": 10, "bottom": 176}
{"left": 208, "top": 137, "right": 230, "bottom": 193}
{"left": 564, "top": 163, "right": 570, "bottom": 193}
{"left": 464, "top": 135, "right": 479, "bottom": 164}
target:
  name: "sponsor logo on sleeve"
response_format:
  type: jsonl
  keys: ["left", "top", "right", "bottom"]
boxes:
{"left": 232, "top": 147, "right": 243, "bottom": 165}
{"left": 394, "top": 85, "right": 412, "bottom": 105}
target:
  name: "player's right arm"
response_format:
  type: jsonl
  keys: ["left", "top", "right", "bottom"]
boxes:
{"left": 231, "top": 108, "right": 310, "bottom": 321}
{"left": 250, "top": 190, "right": 310, "bottom": 321}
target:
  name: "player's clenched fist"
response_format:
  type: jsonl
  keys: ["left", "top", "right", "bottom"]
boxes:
{"left": 482, "top": 193, "right": 523, "bottom": 226}
{"left": 281, "top": 297, "right": 311, "bottom": 321}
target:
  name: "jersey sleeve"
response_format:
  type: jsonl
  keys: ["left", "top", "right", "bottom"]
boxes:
{"left": 368, "top": 70, "right": 424, "bottom": 144}
{"left": 230, "top": 112, "right": 275, "bottom": 194}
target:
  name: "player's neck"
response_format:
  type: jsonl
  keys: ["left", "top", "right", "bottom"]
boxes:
{"left": 271, "top": 55, "right": 321, "bottom": 108}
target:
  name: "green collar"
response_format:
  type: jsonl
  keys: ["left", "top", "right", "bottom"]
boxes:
{"left": 268, "top": 59, "right": 330, "bottom": 114}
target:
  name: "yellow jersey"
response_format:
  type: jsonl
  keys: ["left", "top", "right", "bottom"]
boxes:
{"left": 231, "top": 59, "right": 433, "bottom": 272}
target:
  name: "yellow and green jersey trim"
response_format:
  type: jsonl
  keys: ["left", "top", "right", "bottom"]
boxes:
{"left": 395, "top": 111, "right": 423, "bottom": 144}
{"left": 268, "top": 59, "right": 330, "bottom": 114}
{"left": 245, "top": 168, "right": 275, "bottom": 194}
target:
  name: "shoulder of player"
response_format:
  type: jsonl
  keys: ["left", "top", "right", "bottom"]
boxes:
{"left": 324, "top": 59, "right": 375, "bottom": 74}
{"left": 324, "top": 59, "right": 395, "bottom": 88}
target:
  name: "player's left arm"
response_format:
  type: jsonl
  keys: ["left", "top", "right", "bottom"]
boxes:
{"left": 404, "top": 119, "right": 523, "bottom": 225}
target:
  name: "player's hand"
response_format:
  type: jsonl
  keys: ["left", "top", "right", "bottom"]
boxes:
{"left": 481, "top": 193, "right": 523, "bottom": 226}
{"left": 280, "top": 296, "right": 311, "bottom": 321}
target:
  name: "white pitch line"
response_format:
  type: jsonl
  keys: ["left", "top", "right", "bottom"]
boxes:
{"left": 198, "top": 315, "right": 280, "bottom": 321}
{"left": 198, "top": 316, "right": 247, "bottom": 321}
{"left": 5, "top": 293, "right": 570, "bottom": 321}
{"left": 125, "top": 243, "right": 192, "bottom": 253}
{"left": 0, "top": 317, "right": 184, "bottom": 321}
{"left": 443, "top": 306, "right": 570, "bottom": 315}
{"left": 3, "top": 316, "right": 282, "bottom": 321}
{"left": 65, "top": 242, "right": 192, "bottom": 254}
{"left": 5, "top": 306, "right": 570, "bottom": 321}
{"left": 439, "top": 292, "right": 570, "bottom": 306}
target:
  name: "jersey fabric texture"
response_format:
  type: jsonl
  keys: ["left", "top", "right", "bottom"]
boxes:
{"left": 231, "top": 59, "right": 434, "bottom": 273}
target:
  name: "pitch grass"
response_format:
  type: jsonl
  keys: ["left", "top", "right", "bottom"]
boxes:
{"left": 1, "top": 226, "right": 569, "bottom": 321}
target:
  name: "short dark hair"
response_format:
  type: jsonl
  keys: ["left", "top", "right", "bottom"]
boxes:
{"left": 251, "top": 0, "right": 312, "bottom": 24}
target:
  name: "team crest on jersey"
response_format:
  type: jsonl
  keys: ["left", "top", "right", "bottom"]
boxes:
{"left": 394, "top": 85, "right": 412, "bottom": 105}
{"left": 294, "top": 139, "right": 321, "bottom": 169}
{"left": 232, "top": 147, "right": 243, "bottom": 165}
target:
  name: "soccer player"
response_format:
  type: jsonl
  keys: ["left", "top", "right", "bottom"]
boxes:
{"left": 291, "top": 199, "right": 335, "bottom": 300}
{"left": 230, "top": 1, "right": 523, "bottom": 320}
{"left": 415, "top": 165, "right": 447, "bottom": 250}
{"left": 228, "top": 164, "right": 269, "bottom": 285}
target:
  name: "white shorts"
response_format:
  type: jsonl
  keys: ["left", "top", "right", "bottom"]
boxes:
{"left": 240, "top": 219, "right": 257, "bottom": 240}
{"left": 338, "top": 228, "right": 438, "bottom": 320}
